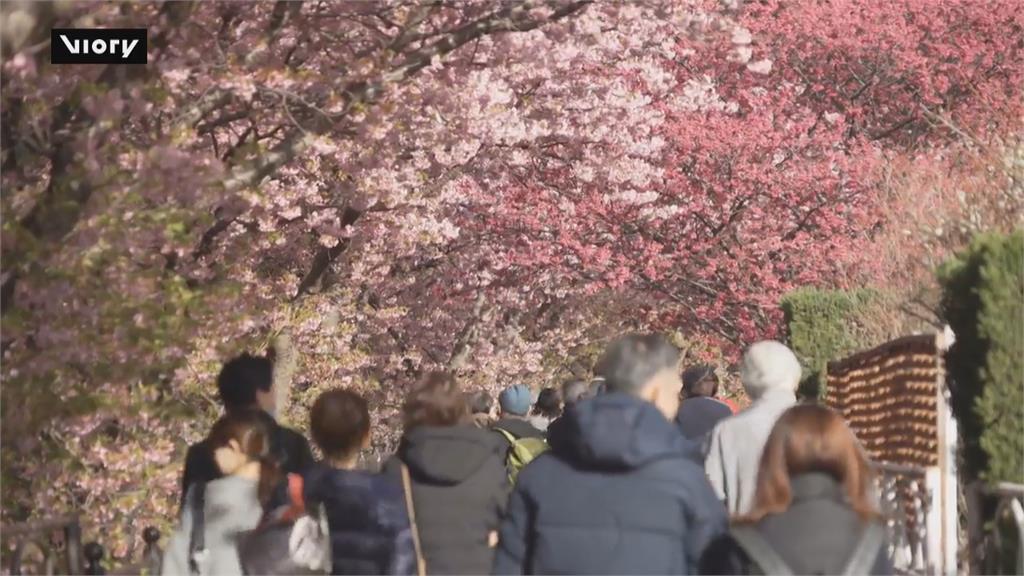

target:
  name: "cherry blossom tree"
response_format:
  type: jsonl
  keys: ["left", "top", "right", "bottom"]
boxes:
{"left": 1, "top": 0, "right": 1020, "bottom": 560}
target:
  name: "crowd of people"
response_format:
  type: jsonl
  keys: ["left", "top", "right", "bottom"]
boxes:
{"left": 162, "top": 334, "right": 894, "bottom": 575}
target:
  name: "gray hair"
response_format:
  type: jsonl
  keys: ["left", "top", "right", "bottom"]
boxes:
{"left": 596, "top": 333, "right": 680, "bottom": 395}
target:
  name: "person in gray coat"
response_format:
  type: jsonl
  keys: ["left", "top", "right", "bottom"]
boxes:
{"left": 163, "top": 411, "right": 278, "bottom": 575}
{"left": 704, "top": 341, "right": 801, "bottom": 515}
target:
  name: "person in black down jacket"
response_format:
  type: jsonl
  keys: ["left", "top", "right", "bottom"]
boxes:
{"left": 383, "top": 372, "right": 510, "bottom": 575}
{"left": 675, "top": 364, "right": 732, "bottom": 444}
{"left": 303, "top": 389, "right": 415, "bottom": 575}
{"left": 493, "top": 333, "right": 727, "bottom": 575}
{"left": 699, "top": 404, "right": 893, "bottom": 575}
{"left": 180, "top": 353, "right": 314, "bottom": 511}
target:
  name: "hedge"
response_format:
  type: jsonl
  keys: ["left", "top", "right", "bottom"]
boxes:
{"left": 780, "top": 288, "right": 880, "bottom": 400}
{"left": 939, "top": 230, "right": 1024, "bottom": 484}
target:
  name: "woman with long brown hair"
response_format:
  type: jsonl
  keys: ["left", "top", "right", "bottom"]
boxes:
{"left": 700, "top": 404, "right": 893, "bottom": 575}
{"left": 383, "top": 372, "right": 509, "bottom": 575}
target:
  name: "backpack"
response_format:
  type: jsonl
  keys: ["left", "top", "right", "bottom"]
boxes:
{"left": 494, "top": 428, "right": 549, "bottom": 483}
{"left": 729, "top": 521, "right": 884, "bottom": 576}
{"left": 237, "top": 473, "right": 332, "bottom": 575}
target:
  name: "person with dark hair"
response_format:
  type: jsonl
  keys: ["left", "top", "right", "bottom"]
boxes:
{"left": 700, "top": 404, "right": 893, "bottom": 575}
{"left": 546, "top": 379, "right": 588, "bottom": 433}
{"left": 705, "top": 341, "right": 801, "bottom": 515}
{"left": 163, "top": 411, "right": 275, "bottom": 575}
{"left": 561, "top": 379, "right": 590, "bottom": 407}
{"left": 675, "top": 364, "right": 733, "bottom": 444}
{"left": 179, "top": 353, "right": 314, "bottom": 509}
{"left": 528, "top": 387, "right": 562, "bottom": 433}
{"left": 467, "top": 390, "right": 495, "bottom": 429}
{"left": 493, "top": 334, "right": 726, "bottom": 574}
{"left": 383, "top": 372, "right": 509, "bottom": 574}
{"left": 302, "top": 389, "right": 416, "bottom": 575}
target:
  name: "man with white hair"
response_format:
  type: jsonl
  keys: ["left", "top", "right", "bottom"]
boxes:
{"left": 704, "top": 340, "right": 802, "bottom": 515}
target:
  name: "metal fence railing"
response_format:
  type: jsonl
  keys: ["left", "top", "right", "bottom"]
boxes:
{"left": 875, "top": 462, "right": 936, "bottom": 575}
{"left": 1, "top": 516, "right": 161, "bottom": 575}
{"left": 967, "top": 480, "right": 1024, "bottom": 576}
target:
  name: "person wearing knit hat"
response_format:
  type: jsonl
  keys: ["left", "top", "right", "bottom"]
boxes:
{"left": 704, "top": 340, "right": 801, "bottom": 515}
{"left": 675, "top": 364, "right": 733, "bottom": 443}
{"left": 494, "top": 384, "right": 545, "bottom": 442}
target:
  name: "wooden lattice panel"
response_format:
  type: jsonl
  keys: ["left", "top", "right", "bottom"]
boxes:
{"left": 826, "top": 334, "right": 942, "bottom": 468}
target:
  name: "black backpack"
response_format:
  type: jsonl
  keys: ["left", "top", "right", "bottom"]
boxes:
{"left": 729, "top": 522, "right": 885, "bottom": 576}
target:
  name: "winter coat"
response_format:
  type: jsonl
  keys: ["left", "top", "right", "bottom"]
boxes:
{"left": 675, "top": 396, "right": 733, "bottom": 443}
{"left": 492, "top": 417, "right": 546, "bottom": 441}
{"left": 180, "top": 411, "right": 314, "bottom": 510}
{"left": 492, "top": 393, "right": 727, "bottom": 575}
{"left": 162, "top": 475, "right": 264, "bottom": 576}
{"left": 699, "top": 472, "right": 894, "bottom": 575}
{"left": 303, "top": 464, "right": 416, "bottom": 575}
{"left": 382, "top": 425, "right": 510, "bottom": 575}
{"left": 705, "top": 389, "right": 796, "bottom": 515}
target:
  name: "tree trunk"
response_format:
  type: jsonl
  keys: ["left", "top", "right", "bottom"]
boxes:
{"left": 270, "top": 332, "right": 299, "bottom": 423}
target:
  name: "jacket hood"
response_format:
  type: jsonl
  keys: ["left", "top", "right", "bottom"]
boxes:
{"left": 548, "top": 393, "right": 698, "bottom": 469}
{"left": 400, "top": 425, "right": 506, "bottom": 485}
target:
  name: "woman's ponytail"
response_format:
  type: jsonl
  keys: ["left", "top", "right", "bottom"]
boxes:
{"left": 207, "top": 410, "right": 282, "bottom": 507}
{"left": 257, "top": 455, "right": 282, "bottom": 507}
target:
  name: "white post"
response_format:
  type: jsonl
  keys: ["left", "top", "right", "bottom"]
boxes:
{"left": 935, "top": 331, "right": 959, "bottom": 576}
{"left": 926, "top": 466, "right": 944, "bottom": 575}
{"left": 940, "top": 409, "right": 959, "bottom": 575}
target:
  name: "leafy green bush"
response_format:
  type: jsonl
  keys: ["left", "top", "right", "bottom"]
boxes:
{"left": 940, "top": 231, "right": 1024, "bottom": 484}
{"left": 780, "top": 288, "right": 880, "bottom": 400}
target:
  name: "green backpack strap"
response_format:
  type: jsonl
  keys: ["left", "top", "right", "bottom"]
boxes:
{"left": 494, "top": 428, "right": 548, "bottom": 484}
{"left": 495, "top": 427, "right": 517, "bottom": 445}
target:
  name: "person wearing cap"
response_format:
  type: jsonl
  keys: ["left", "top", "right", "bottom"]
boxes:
{"left": 493, "top": 384, "right": 546, "bottom": 442}
{"left": 493, "top": 333, "right": 726, "bottom": 575}
{"left": 704, "top": 340, "right": 801, "bottom": 515}
{"left": 675, "top": 364, "right": 733, "bottom": 444}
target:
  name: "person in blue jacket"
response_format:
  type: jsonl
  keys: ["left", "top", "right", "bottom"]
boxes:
{"left": 493, "top": 333, "right": 727, "bottom": 575}
{"left": 303, "top": 389, "right": 416, "bottom": 575}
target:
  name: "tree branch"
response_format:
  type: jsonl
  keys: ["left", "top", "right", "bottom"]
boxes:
{"left": 292, "top": 206, "right": 365, "bottom": 299}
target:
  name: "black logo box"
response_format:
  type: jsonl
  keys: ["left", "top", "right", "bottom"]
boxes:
{"left": 51, "top": 28, "right": 147, "bottom": 64}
